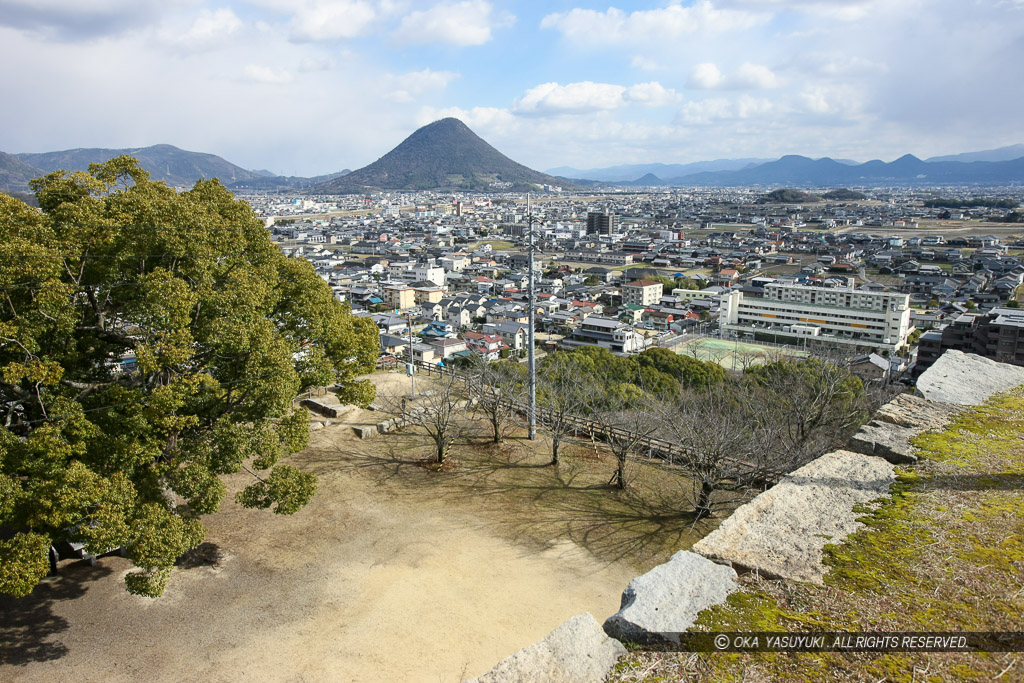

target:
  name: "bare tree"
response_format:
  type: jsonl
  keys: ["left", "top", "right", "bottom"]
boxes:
{"left": 654, "top": 384, "right": 777, "bottom": 519}
{"left": 744, "top": 351, "right": 870, "bottom": 465}
{"left": 597, "top": 396, "right": 660, "bottom": 490}
{"left": 536, "top": 353, "right": 592, "bottom": 466}
{"left": 380, "top": 370, "right": 471, "bottom": 464}
{"left": 467, "top": 358, "right": 526, "bottom": 444}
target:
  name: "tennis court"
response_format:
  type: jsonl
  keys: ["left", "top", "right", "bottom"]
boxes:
{"left": 677, "top": 337, "right": 807, "bottom": 370}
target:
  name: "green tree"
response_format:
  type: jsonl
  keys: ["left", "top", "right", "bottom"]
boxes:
{"left": 0, "top": 157, "right": 379, "bottom": 597}
{"left": 647, "top": 273, "right": 677, "bottom": 290}
{"left": 636, "top": 347, "right": 726, "bottom": 389}
{"left": 673, "top": 277, "right": 700, "bottom": 291}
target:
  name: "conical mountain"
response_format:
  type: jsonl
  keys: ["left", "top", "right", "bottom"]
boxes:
{"left": 314, "top": 118, "right": 568, "bottom": 193}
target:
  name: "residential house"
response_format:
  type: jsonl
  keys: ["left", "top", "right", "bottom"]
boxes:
{"left": 463, "top": 331, "right": 506, "bottom": 361}
{"left": 559, "top": 316, "right": 647, "bottom": 353}
{"left": 483, "top": 321, "right": 528, "bottom": 351}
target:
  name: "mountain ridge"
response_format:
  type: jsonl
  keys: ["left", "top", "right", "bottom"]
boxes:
{"left": 659, "top": 154, "right": 1024, "bottom": 187}
{"left": 0, "top": 151, "right": 43, "bottom": 193}
{"left": 926, "top": 143, "right": 1024, "bottom": 164}
{"left": 313, "top": 118, "right": 570, "bottom": 193}
{"left": 546, "top": 158, "right": 773, "bottom": 182}
{"left": 16, "top": 144, "right": 265, "bottom": 188}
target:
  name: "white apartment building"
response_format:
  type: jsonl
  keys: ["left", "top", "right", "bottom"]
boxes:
{"left": 439, "top": 255, "right": 469, "bottom": 273}
{"left": 719, "top": 282, "right": 912, "bottom": 353}
{"left": 559, "top": 316, "right": 647, "bottom": 354}
{"left": 622, "top": 279, "right": 664, "bottom": 307}
{"left": 410, "top": 265, "right": 445, "bottom": 287}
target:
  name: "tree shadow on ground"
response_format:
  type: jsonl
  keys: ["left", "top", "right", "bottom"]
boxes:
{"left": 0, "top": 562, "right": 113, "bottom": 666}
{"left": 307, "top": 423, "right": 745, "bottom": 570}
{"left": 456, "top": 459, "right": 744, "bottom": 568}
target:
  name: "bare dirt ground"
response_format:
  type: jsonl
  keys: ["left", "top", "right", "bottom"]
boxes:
{"left": 1, "top": 371, "right": 720, "bottom": 682}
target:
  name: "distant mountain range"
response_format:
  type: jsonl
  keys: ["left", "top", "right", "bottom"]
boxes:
{"left": 3, "top": 136, "right": 1022, "bottom": 196}
{"left": 926, "top": 143, "right": 1024, "bottom": 164}
{"left": 545, "top": 159, "right": 773, "bottom": 183}
{"left": 2, "top": 144, "right": 350, "bottom": 193}
{"left": 0, "top": 151, "right": 43, "bottom": 193}
{"left": 651, "top": 153, "right": 1024, "bottom": 187}
{"left": 16, "top": 144, "right": 265, "bottom": 188}
{"left": 313, "top": 118, "right": 569, "bottom": 194}
{"left": 227, "top": 169, "right": 352, "bottom": 191}
{"left": 564, "top": 144, "right": 1024, "bottom": 187}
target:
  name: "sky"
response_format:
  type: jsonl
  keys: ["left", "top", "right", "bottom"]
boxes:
{"left": 2, "top": 0, "right": 1023, "bottom": 177}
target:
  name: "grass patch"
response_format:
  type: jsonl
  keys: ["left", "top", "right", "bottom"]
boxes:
{"left": 609, "top": 388, "right": 1024, "bottom": 682}
{"left": 475, "top": 240, "right": 516, "bottom": 251}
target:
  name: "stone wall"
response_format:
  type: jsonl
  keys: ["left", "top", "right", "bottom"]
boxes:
{"left": 465, "top": 352, "right": 1023, "bottom": 680}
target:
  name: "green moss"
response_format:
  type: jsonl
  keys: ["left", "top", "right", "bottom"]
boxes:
{"left": 824, "top": 470, "right": 933, "bottom": 595}
{"left": 609, "top": 389, "right": 1024, "bottom": 683}
{"left": 695, "top": 590, "right": 817, "bottom": 631}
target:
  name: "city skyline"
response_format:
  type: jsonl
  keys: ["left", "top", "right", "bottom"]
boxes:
{"left": 2, "top": 0, "right": 1022, "bottom": 177}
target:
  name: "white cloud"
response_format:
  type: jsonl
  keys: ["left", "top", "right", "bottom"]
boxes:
{"left": 735, "top": 94, "right": 775, "bottom": 118}
{"left": 676, "top": 95, "right": 775, "bottom": 124}
{"left": 298, "top": 55, "right": 338, "bottom": 72}
{"left": 540, "top": 1, "right": 767, "bottom": 43}
{"left": 625, "top": 82, "right": 682, "bottom": 107}
{"left": 716, "top": 0, "right": 878, "bottom": 21}
{"left": 630, "top": 55, "right": 661, "bottom": 71}
{"left": 812, "top": 55, "right": 889, "bottom": 77}
{"left": 796, "top": 85, "right": 863, "bottom": 118}
{"left": 799, "top": 88, "right": 831, "bottom": 114}
{"left": 393, "top": 0, "right": 512, "bottom": 47}
{"left": 417, "top": 105, "right": 518, "bottom": 135}
{"left": 688, "top": 62, "right": 780, "bottom": 89}
{"left": 688, "top": 63, "right": 724, "bottom": 89}
{"left": 383, "top": 68, "right": 459, "bottom": 102}
{"left": 289, "top": 0, "right": 377, "bottom": 42}
{"left": 512, "top": 81, "right": 679, "bottom": 115}
{"left": 243, "top": 64, "right": 294, "bottom": 84}
{"left": 513, "top": 82, "right": 626, "bottom": 115}
{"left": 162, "top": 8, "right": 243, "bottom": 52}
{"left": 734, "top": 62, "right": 780, "bottom": 89}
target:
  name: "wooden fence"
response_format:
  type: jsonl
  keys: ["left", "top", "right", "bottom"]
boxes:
{"left": 373, "top": 356, "right": 769, "bottom": 481}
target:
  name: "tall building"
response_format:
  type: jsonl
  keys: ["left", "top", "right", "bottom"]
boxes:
{"left": 720, "top": 282, "right": 912, "bottom": 353}
{"left": 915, "top": 308, "right": 1024, "bottom": 375}
{"left": 586, "top": 211, "right": 617, "bottom": 235}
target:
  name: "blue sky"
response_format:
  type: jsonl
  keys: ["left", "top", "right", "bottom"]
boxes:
{"left": 2, "top": 0, "right": 1023, "bottom": 176}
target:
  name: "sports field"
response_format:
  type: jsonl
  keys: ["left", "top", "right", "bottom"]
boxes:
{"left": 677, "top": 337, "right": 807, "bottom": 370}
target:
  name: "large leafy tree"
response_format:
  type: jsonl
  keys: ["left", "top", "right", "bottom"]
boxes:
{"left": 0, "top": 157, "right": 379, "bottom": 597}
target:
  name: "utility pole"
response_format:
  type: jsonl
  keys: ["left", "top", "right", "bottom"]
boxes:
{"left": 407, "top": 310, "right": 416, "bottom": 398}
{"left": 527, "top": 194, "right": 537, "bottom": 441}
